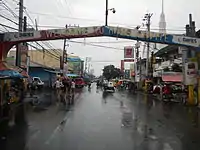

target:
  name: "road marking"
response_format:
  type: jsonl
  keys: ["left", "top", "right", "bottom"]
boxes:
{"left": 44, "top": 93, "right": 81, "bottom": 145}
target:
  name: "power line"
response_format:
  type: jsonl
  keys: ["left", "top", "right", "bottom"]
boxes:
{"left": 0, "top": 13, "right": 18, "bottom": 25}
{"left": 27, "top": 43, "right": 60, "bottom": 61}
{"left": 23, "top": 7, "right": 62, "bottom": 56}
{"left": 0, "top": 22, "right": 60, "bottom": 60}
{"left": 0, "top": 1, "right": 61, "bottom": 58}
{"left": 28, "top": 11, "right": 187, "bottom": 30}
{"left": 0, "top": 23, "right": 18, "bottom": 30}
{"left": 0, "top": 1, "right": 18, "bottom": 18}
{"left": 69, "top": 40, "right": 124, "bottom": 50}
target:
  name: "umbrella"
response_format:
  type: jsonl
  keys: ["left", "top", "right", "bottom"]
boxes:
{"left": 66, "top": 73, "right": 79, "bottom": 77}
{"left": 0, "top": 70, "right": 24, "bottom": 78}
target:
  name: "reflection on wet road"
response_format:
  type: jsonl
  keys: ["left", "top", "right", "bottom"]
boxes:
{"left": 1, "top": 85, "right": 200, "bottom": 150}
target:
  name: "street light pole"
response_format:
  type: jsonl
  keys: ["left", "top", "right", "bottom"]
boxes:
{"left": 105, "top": 0, "right": 108, "bottom": 26}
{"left": 144, "top": 13, "right": 153, "bottom": 79}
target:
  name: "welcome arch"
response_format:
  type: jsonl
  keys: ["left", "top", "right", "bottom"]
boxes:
{"left": 0, "top": 25, "right": 200, "bottom": 61}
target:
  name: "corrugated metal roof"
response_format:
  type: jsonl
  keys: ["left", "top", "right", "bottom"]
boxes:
{"left": 154, "top": 45, "right": 178, "bottom": 57}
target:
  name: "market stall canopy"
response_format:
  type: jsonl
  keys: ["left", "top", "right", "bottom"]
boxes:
{"left": 0, "top": 70, "right": 23, "bottom": 78}
{"left": 0, "top": 61, "right": 24, "bottom": 78}
{"left": 67, "top": 57, "right": 82, "bottom": 62}
{"left": 67, "top": 73, "right": 79, "bottom": 77}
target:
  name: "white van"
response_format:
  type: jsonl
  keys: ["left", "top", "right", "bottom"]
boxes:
{"left": 32, "top": 77, "right": 44, "bottom": 89}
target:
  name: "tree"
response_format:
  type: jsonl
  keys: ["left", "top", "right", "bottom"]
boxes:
{"left": 103, "top": 65, "right": 122, "bottom": 80}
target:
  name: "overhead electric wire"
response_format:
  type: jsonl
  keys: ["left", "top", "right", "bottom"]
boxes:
{"left": 0, "top": 2, "right": 61, "bottom": 59}
{"left": 0, "top": 1, "right": 18, "bottom": 18}
{"left": 0, "top": 22, "right": 60, "bottom": 60}
{"left": 69, "top": 40, "right": 124, "bottom": 50}
{"left": 27, "top": 43, "right": 60, "bottom": 61}
{"left": 24, "top": 7, "right": 62, "bottom": 56}
{"left": 0, "top": 13, "right": 18, "bottom": 25}
{"left": 0, "top": 23, "right": 18, "bottom": 30}
{"left": 27, "top": 11, "right": 187, "bottom": 31}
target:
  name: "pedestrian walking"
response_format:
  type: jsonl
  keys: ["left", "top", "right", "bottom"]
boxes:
{"left": 71, "top": 79, "right": 76, "bottom": 104}
{"left": 54, "top": 78, "right": 62, "bottom": 103}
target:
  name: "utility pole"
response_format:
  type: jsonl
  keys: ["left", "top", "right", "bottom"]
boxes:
{"left": 62, "top": 39, "right": 67, "bottom": 69}
{"left": 184, "top": 14, "right": 197, "bottom": 105}
{"left": 143, "top": 13, "right": 153, "bottom": 79}
{"left": 16, "top": 0, "right": 24, "bottom": 66}
{"left": 105, "top": 0, "right": 108, "bottom": 26}
{"left": 105, "top": 0, "right": 115, "bottom": 26}
{"left": 62, "top": 24, "right": 79, "bottom": 75}
{"left": 85, "top": 57, "right": 88, "bottom": 74}
{"left": 135, "top": 41, "right": 140, "bottom": 84}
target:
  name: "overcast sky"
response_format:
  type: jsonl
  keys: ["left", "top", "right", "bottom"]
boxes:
{"left": 1, "top": 0, "right": 200, "bottom": 75}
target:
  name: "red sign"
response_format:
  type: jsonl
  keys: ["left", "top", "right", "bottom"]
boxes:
{"left": 131, "top": 71, "right": 135, "bottom": 76}
{"left": 124, "top": 46, "right": 134, "bottom": 58}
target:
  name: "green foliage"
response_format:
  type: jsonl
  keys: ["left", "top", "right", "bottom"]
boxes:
{"left": 103, "top": 65, "right": 122, "bottom": 80}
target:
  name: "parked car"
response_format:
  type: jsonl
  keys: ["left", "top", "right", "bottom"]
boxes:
{"left": 75, "top": 78, "right": 85, "bottom": 88}
{"left": 32, "top": 77, "right": 44, "bottom": 89}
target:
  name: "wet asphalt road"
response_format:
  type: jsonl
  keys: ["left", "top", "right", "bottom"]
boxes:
{"left": 1, "top": 85, "right": 200, "bottom": 150}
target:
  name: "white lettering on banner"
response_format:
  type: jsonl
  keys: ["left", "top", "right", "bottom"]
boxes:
{"left": 108, "top": 26, "right": 169, "bottom": 42}
{"left": 65, "top": 27, "right": 89, "bottom": 35}
{"left": 182, "top": 38, "right": 197, "bottom": 43}
{"left": 13, "top": 32, "right": 34, "bottom": 39}
{"left": 40, "top": 27, "right": 103, "bottom": 39}
{"left": 109, "top": 27, "right": 137, "bottom": 37}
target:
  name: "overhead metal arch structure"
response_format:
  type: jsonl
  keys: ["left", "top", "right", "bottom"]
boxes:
{"left": 0, "top": 25, "right": 200, "bottom": 61}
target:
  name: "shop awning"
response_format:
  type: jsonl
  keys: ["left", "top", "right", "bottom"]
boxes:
{"left": 44, "top": 69, "right": 61, "bottom": 74}
{"left": 0, "top": 61, "right": 25, "bottom": 78}
{"left": 162, "top": 75, "right": 182, "bottom": 82}
{"left": 67, "top": 73, "right": 79, "bottom": 77}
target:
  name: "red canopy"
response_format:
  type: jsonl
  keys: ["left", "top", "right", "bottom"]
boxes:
{"left": 162, "top": 75, "right": 182, "bottom": 82}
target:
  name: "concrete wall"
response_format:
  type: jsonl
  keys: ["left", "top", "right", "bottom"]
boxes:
{"left": 8, "top": 50, "right": 61, "bottom": 69}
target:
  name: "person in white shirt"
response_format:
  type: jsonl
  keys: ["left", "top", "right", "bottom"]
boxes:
{"left": 55, "top": 78, "right": 62, "bottom": 101}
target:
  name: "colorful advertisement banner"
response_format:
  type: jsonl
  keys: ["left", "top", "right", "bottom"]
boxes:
{"left": 4, "top": 26, "right": 200, "bottom": 49}
{"left": 184, "top": 58, "right": 198, "bottom": 85}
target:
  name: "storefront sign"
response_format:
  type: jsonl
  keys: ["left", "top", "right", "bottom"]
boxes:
{"left": 184, "top": 58, "right": 198, "bottom": 85}
{"left": 124, "top": 46, "right": 134, "bottom": 58}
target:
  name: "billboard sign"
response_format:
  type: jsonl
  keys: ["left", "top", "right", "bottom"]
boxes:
{"left": 3, "top": 26, "right": 200, "bottom": 49}
{"left": 124, "top": 46, "right": 134, "bottom": 58}
{"left": 184, "top": 58, "right": 198, "bottom": 85}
